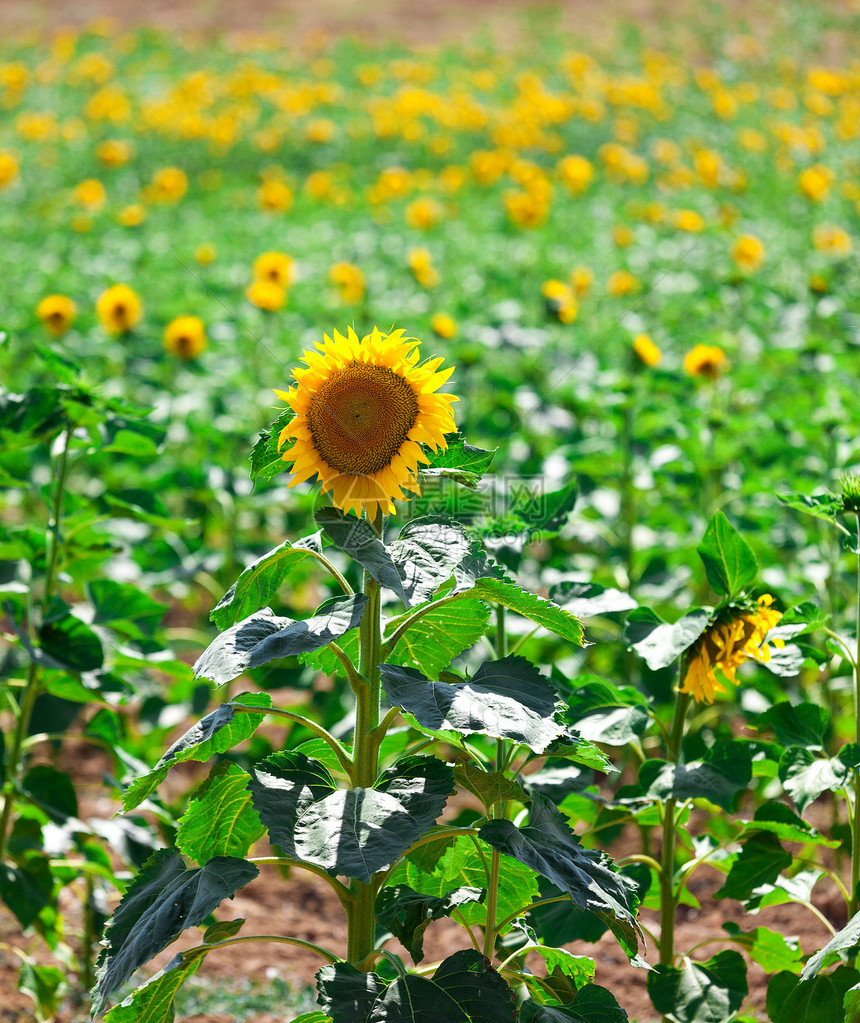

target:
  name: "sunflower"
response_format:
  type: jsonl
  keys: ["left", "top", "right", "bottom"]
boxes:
{"left": 37, "top": 294, "right": 77, "bottom": 336}
{"left": 97, "top": 284, "right": 142, "bottom": 334}
{"left": 679, "top": 595, "right": 783, "bottom": 704}
{"left": 163, "top": 315, "right": 206, "bottom": 360}
{"left": 683, "top": 343, "right": 727, "bottom": 380}
{"left": 275, "top": 327, "right": 458, "bottom": 519}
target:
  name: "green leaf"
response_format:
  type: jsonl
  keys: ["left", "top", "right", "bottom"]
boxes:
{"left": 250, "top": 407, "right": 295, "bottom": 485}
{"left": 844, "top": 982, "right": 860, "bottom": 1022}
{"left": 385, "top": 598, "right": 491, "bottom": 677}
{"left": 625, "top": 608, "right": 710, "bottom": 671}
{"left": 122, "top": 692, "right": 272, "bottom": 810}
{"left": 210, "top": 536, "right": 321, "bottom": 630}
{"left": 102, "top": 489, "right": 189, "bottom": 531}
{"left": 392, "top": 832, "right": 540, "bottom": 930}
{"left": 479, "top": 795, "right": 641, "bottom": 955}
{"left": 316, "top": 948, "right": 515, "bottom": 1023}
{"left": 380, "top": 656, "right": 565, "bottom": 753}
{"left": 768, "top": 967, "right": 860, "bottom": 1023}
{"left": 737, "top": 803, "right": 839, "bottom": 849}
{"left": 696, "top": 512, "right": 758, "bottom": 598}
{"left": 38, "top": 613, "right": 104, "bottom": 672}
{"left": 523, "top": 946, "right": 596, "bottom": 990}
{"left": 420, "top": 432, "right": 496, "bottom": 486}
{"left": 744, "top": 868, "right": 823, "bottom": 912}
{"left": 453, "top": 765, "right": 527, "bottom": 810}
{"left": 647, "top": 952, "right": 747, "bottom": 1023}
{"left": 250, "top": 753, "right": 453, "bottom": 883}
{"left": 561, "top": 677, "right": 651, "bottom": 745}
{"left": 375, "top": 884, "right": 485, "bottom": 963}
{"left": 755, "top": 702, "right": 830, "bottom": 750}
{"left": 22, "top": 765, "right": 78, "bottom": 822}
{"left": 92, "top": 848, "right": 258, "bottom": 1016}
{"left": 801, "top": 910, "right": 860, "bottom": 980}
{"left": 623, "top": 742, "right": 753, "bottom": 813}
{"left": 549, "top": 581, "right": 638, "bottom": 618}
{"left": 388, "top": 517, "right": 473, "bottom": 605}
{"left": 715, "top": 832, "right": 793, "bottom": 901}
{"left": 103, "top": 951, "right": 204, "bottom": 1023}
{"left": 778, "top": 492, "right": 850, "bottom": 535}
{"left": 193, "top": 596, "right": 367, "bottom": 686}
{"left": 0, "top": 857, "right": 54, "bottom": 929}
{"left": 315, "top": 507, "right": 408, "bottom": 604}
{"left": 470, "top": 578, "right": 584, "bottom": 648}
{"left": 520, "top": 985, "right": 627, "bottom": 1022}
{"left": 17, "top": 960, "right": 65, "bottom": 1023}
{"left": 87, "top": 580, "right": 168, "bottom": 630}
{"left": 202, "top": 918, "right": 245, "bottom": 943}
{"left": 779, "top": 744, "right": 860, "bottom": 814}
{"left": 721, "top": 922, "right": 802, "bottom": 974}
{"left": 176, "top": 763, "right": 265, "bottom": 863}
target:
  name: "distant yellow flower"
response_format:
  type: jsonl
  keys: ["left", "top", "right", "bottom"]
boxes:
{"left": 37, "top": 294, "right": 77, "bottom": 336}
{"left": 557, "top": 154, "right": 594, "bottom": 194}
{"left": 679, "top": 595, "right": 783, "bottom": 704}
{"left": 405, "top": 197, "right": 443, "bottom": 230}
{"left": 504, "top": 189, "right": 549, "bottom": 228}
{"left": 673, "top": 209, "right": 705, "bottom": 233}
{"left": 798, "top": 164, "right": 834, "bottom": 202}
{"left": 164, "top": 316, "right": 207, "bottom": 360}
{"left": 74, "top": 178, "right": 106, "bottom": 210}
{"left": 732, "top": 234, "right": 765, "bottom": 273}
{"left": 607, "top": 270, "right": 641, "bottom": 297}
{"left": 431, "top": 312, "right": 458, "bottom": 339}
{"left": 329, "top": 262, "right": 366, "bottom": 304}
{"left": 246, "top": 279, "right": 286, "bottom": 312}
{"left": 258, "top": 179, "right": 294, "bottom": 212}
{"left": 117, "top": 204, "right": 146, "bottom": 227}
{"left": 541, "top": 280, "right": 577, "bottom": 323}
{"left": 253, "top": 251, "right": 296, "bottom": 288}
{"left": 148, "top": 166, "right": 187, "bottom": 203}
{"left": 97, "top": 284, "right": 142, "bottom": 334}
{"left": 570, "top": 266, "right": 593, "bottom": 297}
{"left": 812, "top": 224, "right": 852, "bottom": 256}
{"left": 633, "top": 333, "right": 661, "bottom": 367}
{"left": 0, "top": 151, "right": 20, "bottom": 189}
{"left": 305, "top": 118, "right": 335, "bottom": 144}
{"left": 96, "top": 139, "right": 133, "bottom": 167}
{"left": 194, "top": 243, "right": 217, "bottom": 265}
{"left": 275, "top": 327, "right": 457, "bottom": 519}
{"left": 613, "top": 224, "right": 635, "bottom": 247}
{"left": 683, "top": 344, "right": 727, "bottom": 379}
{"left": 809, "top": 273, "right": 829, "bottom": 293}
{"left": 407, "top": 248, "right": 440, "bottom": 289}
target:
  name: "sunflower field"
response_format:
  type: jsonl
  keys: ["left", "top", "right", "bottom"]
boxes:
{"left": 3, "top": 3, "right": 860, "bottom": 1022}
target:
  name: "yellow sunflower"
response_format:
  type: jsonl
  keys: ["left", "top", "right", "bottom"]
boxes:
{"left": 679, "top": 595, "right": 783, "bottom": 705}
{"left": 275, "top": 327, "right": 458, "bottom": 519}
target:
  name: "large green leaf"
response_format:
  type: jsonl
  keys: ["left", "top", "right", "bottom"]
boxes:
{"left": 561, "top": 678, "right": 651, "bottom": 745}
{"left": 696, "top": 512, "right": 758, "bottom": 599}
{"left": 549, "top": 581, "right": 638, "bottom": 618}
{"left": 387, "top": 517, "right": 473, "bottom": 606}
{"left": 386, "top": 598, "right": 490, "bottom": 676}
{"left": 647, "top": 952, "right": 747, "bottom": 1023}
{"left": 721, "top": 922, "right": 802, "bottom": 975}
{"left": 22, "top": 764, "right": 78, "bottom": 822}
{"left": 193, "top": 596, "right": 367, "bottom": 686}
{"left": 521, "top": 946, "right": 595, "bottom": 991}
{"left": 210, "top": 535, "right": 322, "bottom": 630}
{"left": 454, "top": 765, "right": 527, "bottom": 810}
{"left": 316, "top": 949, "right": 515, "bottom": 1023}
{"left": 777, "top": 492, "right": 850, "bottom": 535}
{"left": 17, "top": 960, "right": 65, "bottom": 1023}
{"left": 624, "top": 608, "right": 710, "bottom": 671}
{"left": 779, "top": 744, "right": 860, "bottom": 814}
{"left": 122, "top": 692, "right": 272, "bottom": 810}
{"left": 621, "top": 742, "right": 753, "bottom": 813}
{"left": 768, "top": 967, "right": 860, "bottom": 1023}
{"left": 419, "top": 432, "right": 496, "bottom": 487}
{"left": 755, "top": 702, "right": 830, "bottom": 750}
{"left": 87, "top": 580, "right": 168, "bottom": 631}
{"left": 736, "top": 803, "right": 839, "bottom": 849}
{"left": 470, "top": 578, "right": 584, "bottom": 648}
{"left": 249, "top": 753, "right": 453, "bottom": 882}
{"left": 38, "top": 612, "right": 104, "bottom": 672}
{"left": 103, "top": 952, "right": 203, "bottom": 1023}
{"left": 0, "top": 857, "right": 54, "bottom": 929}
{"left": 92, "top": 848, "right": 258, "bottom": 1017}
{"left": 801, "top": 910, "right": 860, "bottom": 981}
{"left": 176, "top": 763, "right": 265, "bottom": 863}
{"left": 315, "top": 507, "right": 407, "bottom": 604}
{"left": 375, "top": 884, "right": 485, "bottom": 963}
{"left": 715, "top": 833, "right": 793, "bottom": 901}
{"left": 479, "top": 795, "right": 641, "bottom": 955}
{"left": 519, "top": 985, "right": 627, "bottom": 1023}
{"left": 380, "top": 656, "right": 565, "bottom": 753}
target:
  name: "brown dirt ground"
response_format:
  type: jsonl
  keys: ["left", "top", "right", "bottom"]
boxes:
{"left": 0, "top": 734, "right": 841, "bottom": 1023}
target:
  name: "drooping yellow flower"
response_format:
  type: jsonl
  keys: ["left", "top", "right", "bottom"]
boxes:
{"left": 37, "top": 294, "right": 77, "bottom": 336}
{"left": 97, "top": 284, "right": 142, "bottom": 334}
{"left": 679, "top": 595, "right": 783, "bottom": 704}
{"left": 253, "top": 251, "right": 296, "bottom": 288}
{"left": 683, "top": 343, "right": 727, "bottom": 379}
{"left": 164, "top": 316, "right": 207, "bottom": 360}
{"left": 246, "top": 279, "right": 286, "bottom": 312}
{"left": 732, "top": 234, "right": 765, "bottom": 273}
{"left": 275, "top": 327, "right": 458, "bottom": 519}
{"left": 431, "top": 312, "right": 458, "bottom": 339}
{"left": 633, "top": 333, "right": 661, "bottom": 367}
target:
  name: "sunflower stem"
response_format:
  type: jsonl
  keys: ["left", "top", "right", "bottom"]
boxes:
{"left": 849, "top": 513, "right": 860, "bottom": 917}
{"left": 482, "top": 606, "right": 507, "bottom": 962}
{"left": 347, "top": 510, "right": 384, "bottom": 967}
{"left": 658, "top": 688, "right": 691, "bottom": 976}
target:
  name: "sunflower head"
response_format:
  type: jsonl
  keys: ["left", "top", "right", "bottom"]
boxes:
{"left": 841, "top": 474, "right": 860, "bottom": 515}
{"left": 37, "top": 294, "right": 77, "bottom": 336}
{"left": 275, "top": 327, "right": 458, "bottom": 519}
{"left": 164, "top": 315, "right": 207, "bottom": 360}
{"left": 97, "top": 284, "right": 142, "bottom": 334}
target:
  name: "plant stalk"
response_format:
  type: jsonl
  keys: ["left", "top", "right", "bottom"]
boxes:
{"left": 658, "top": 689, "right": 691, "bottom": 970}
{"left": 850, "top": 513, "right": 860, "bottom": 917}
{"left": 482, "top": 606, "right": 507, "bottom": 961}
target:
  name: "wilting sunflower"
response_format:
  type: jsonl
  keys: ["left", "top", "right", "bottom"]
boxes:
{"left": 679, "top": 595, "right": 783, "bottom": 705}
{"left": 275, "top": 327, "right": 458, "bottom": 519}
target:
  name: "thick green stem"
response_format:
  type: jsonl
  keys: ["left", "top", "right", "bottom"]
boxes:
{"left": 482, "top": 607, "right": 507, "bottom": 961}
{"left": 659, "top": 690, "right": 691, "bottom": 970}
{"left": 347, "top": 513, "right": 384, "bottom": 967}
{"left": 850, "top": 515, "right": 860, "bottom": 917}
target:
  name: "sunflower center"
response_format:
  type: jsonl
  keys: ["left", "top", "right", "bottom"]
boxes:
{"left": 307, "top": 362, "right": 419, "bottom": 475}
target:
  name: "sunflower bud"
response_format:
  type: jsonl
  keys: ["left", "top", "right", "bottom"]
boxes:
{"left": 841, "top": 474, "right": 860, "bottom": 514}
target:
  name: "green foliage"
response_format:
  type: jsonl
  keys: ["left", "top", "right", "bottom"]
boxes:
{"left": 648, "top": 952, "right": 748, "bottom": 1023}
